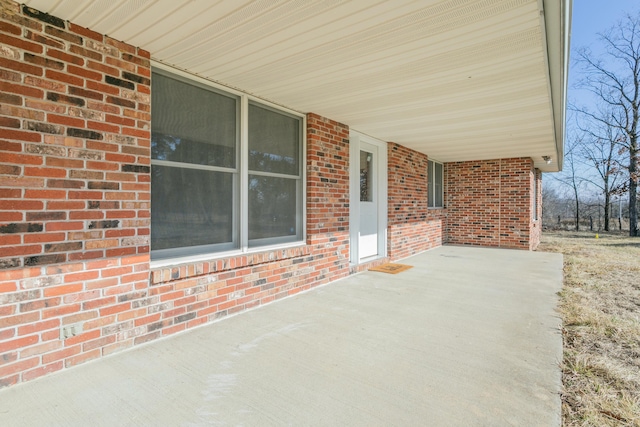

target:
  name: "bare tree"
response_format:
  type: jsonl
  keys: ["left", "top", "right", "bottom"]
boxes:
{"left": 575, "top": 13, "right": 640, "bottom": 236}
{"left": 552, "top": 137, "right": 586, "bottom": 231}
{"left": 574, "top": 120, "right": 625, "bottom": 231}
{"left": 542, "top": 185, "right": 573, "bottom": 229}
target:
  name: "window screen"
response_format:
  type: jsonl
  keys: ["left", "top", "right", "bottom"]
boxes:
{"left": 150, "top": 70, "right": 303, "bottom": 260}
{"left": 428, "top": 159, "right": 444, "bottom": 208}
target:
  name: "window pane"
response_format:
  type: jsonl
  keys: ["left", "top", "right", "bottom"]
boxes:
{"left": 435, "top": 162, "right": 443, "bottom": 207}
{"left": 151, "top": 165, "right": 235, "bottom": 251}
{"left": 248, "top": 104, "right": 299, "bottom": 175}
{"left": 248, "top": 175, "right": 297, "bottom": 241}
{"left": 360, "top": 150, "right": 373, "bottom": 202}
{"left": 533, "top": 172, "right": 538, "bottom": 220}
{"left": 427, "top": 160, "right": 434, "bottom": 207}
{"left": 151, "top": 72, "right": 237, "bottom": 168}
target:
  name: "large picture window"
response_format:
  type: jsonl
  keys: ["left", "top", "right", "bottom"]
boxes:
{"left": 427, "top": 159, "right": 443, "bottom": 208}
{"left": 151, "top": 69, "right": 303, "bottom": 261}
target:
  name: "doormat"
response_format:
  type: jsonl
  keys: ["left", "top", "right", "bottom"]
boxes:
{"left": 369, "top": 263, "right": 413, "bottom": 274}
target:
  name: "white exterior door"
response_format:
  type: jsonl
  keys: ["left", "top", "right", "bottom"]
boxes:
{"left": 350, "top": 131, "right": 387, "bottom": 264}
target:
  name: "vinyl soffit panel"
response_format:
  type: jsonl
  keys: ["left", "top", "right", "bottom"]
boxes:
{"left": 22, "top": 0, "right": 563, "bottom": 169}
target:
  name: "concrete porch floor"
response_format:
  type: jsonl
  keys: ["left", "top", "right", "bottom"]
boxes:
{"left": 0, "top": 245, "right": 563, "bottom": 426}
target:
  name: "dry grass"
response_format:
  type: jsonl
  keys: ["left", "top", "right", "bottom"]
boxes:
{"left": 539, "top": 231, "right": 640, "bottom": 427}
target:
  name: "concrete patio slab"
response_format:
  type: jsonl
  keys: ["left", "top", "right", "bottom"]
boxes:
{"left": 0, "top": 245, "right": 563, "bottom": 426}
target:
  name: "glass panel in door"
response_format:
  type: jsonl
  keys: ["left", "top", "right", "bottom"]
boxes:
{"left": 359, "top": 147, "right": 378, "bottom": 259}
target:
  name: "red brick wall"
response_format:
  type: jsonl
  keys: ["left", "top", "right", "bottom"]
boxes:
{"left": 306, "top": 113, "right": 350, "bottom": 236}
{"left": 0, "top": 2, "right": 151, "bottom": 267}
{"left": 499, "top": 158, "right": 537, "bottom": 249}
{"left": 0, "top": 1, "right": 151, "bottom": 387}
{"left": 446, "top": 157, "right": 535, "bottom": 249}
{"left": 304, "top": 113, "right": 351, "bottom": 278}
{"left": 387, "top": 143, "right": 445, "bottom": 260}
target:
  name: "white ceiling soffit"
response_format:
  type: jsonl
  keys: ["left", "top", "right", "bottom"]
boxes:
{"left": 23, "top": 0, "right": 570, "bottom": 172}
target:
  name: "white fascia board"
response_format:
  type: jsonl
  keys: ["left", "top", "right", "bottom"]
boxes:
{"left": 540, "top": 0, "right": 572, "bottom": 172}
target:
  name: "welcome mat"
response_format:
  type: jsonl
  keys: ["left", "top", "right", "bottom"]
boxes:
{"left": 369, "top": 263, "right": 413, "bottom": 274}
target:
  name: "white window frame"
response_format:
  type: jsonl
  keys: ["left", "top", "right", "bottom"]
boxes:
{"left": 150, "top": 63, "right": 306, "bottom": 267}
{"left": 428, "top": 159, "right": 444, "bottom": 208}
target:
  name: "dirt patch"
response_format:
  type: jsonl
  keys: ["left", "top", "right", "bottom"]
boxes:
{"left": 539, "top": 231, "right": 640, "bottom": 426}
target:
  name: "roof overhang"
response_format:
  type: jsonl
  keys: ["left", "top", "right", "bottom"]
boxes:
{"left": 24, "top": 0, "right": 571, "bottom": 172}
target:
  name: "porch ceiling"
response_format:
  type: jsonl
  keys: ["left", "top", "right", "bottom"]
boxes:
{"left": 24, "top": 0, "right": 570, "bottom": 172}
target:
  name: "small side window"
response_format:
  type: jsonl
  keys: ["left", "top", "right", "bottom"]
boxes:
{"left": 533, "top": 169, "right": 539, "bottom": 221}
{"left": 428, "top": 159, "right": 444, "bottom": 208}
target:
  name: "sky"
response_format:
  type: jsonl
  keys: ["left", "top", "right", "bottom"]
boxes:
{"left": 568, "top": 0, "right": 640, "bottom": 104}
{"left": 570, "top": 0, "right": 640, "bottom": 47}
{"left": 547, "top": 1, "right": 640, "bottom": 190}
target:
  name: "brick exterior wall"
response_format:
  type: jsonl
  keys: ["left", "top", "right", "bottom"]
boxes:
{"left": 446, "top": 157, "right": 537, "bottom": 249}
{"left": 387, "top": 143, "right": 445, "bottom": 260}
{"left": 304, "top": 113, "right": 351, "bottom": 282}
{"left": 306, "top": 113, "right": 350, "bottom": 237}
{"left": 0, "top": 1, "right": 151, "bottom": 387}
{"left": 0, "top": 2, "right": 151, "bottom": 268}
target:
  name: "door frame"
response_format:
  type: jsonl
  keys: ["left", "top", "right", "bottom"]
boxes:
{"left": 349, "top": 130, "right": 388, "bottom": 264}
